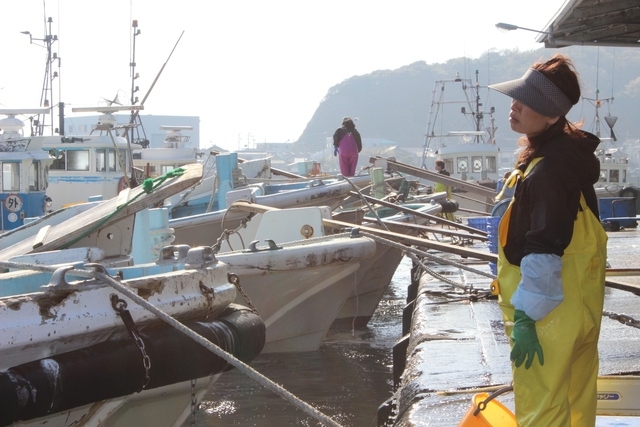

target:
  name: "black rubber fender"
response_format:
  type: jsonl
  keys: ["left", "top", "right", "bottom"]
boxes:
{"left": 0, "top": 304, "right": 265, "bottom": 426}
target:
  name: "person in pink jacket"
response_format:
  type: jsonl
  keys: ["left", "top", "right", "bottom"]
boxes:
{"left": 332, "top": 116, "right": 362, "bottom": 176}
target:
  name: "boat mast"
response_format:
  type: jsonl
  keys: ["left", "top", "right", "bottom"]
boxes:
{"left": 22, "top": 15, "right": 61, "bottom": 136}
{"left": 420, "top": 70, "right": 495, "bottom": 168}
{"left": 465, "top": 69, "right": 496, "bottom": 145}
{"left": 128, "top": 19, "right": 148, "bottom": 146}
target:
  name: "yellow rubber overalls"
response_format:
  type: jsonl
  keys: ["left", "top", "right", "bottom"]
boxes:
{"left": 497, "top": 158, "right": 607, "bottom": 426}
{"left": 434, "top": 180, "right": 456, "bottom": 221}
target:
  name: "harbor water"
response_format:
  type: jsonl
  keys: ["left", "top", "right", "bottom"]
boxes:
{"left": 186, "top": 256, "right": 411, "bottom": 426}
{"left": 184, "top": 227, "right": 640, "bottom": 427}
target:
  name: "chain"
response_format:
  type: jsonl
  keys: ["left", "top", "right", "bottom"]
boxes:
{"left": 603, "top": 310, "right": 640, "bottom": 329}
{"left": 110, "top": 294, "right": 151, "bottom": 391}
{"left": 190, "top": 379, "right": 198, "bottom": 426}
{"left": 228, "top": 273, "right": 259, "bottom": 315}
{"left": 199, "top": 282, "right": 215, "bottom": 312}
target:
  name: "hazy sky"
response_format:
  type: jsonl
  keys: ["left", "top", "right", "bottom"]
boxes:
{"left": 2, "top": 0, "right": 566, "bottom": 150}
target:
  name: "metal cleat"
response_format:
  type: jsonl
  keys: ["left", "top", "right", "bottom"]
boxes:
{"left": 247, "top": 240, "right": 282, "bottom": 252}
{"left": 184, "top": 246, "right": 217, "bottom": 269}
{"left": 158, "top": 244, "right": 191, "bottom": 263}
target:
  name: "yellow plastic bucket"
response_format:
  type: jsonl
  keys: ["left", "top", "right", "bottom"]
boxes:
{"left": 458, "top": 392, "right": 516, "bottom": 427}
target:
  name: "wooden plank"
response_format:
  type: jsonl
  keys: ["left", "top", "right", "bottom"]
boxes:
{"left": 605, "top": 279, "right": 640, "bottom": 296}
{"left": 371, "top": 156, "right": 497, "bottom": 198}
{"left": 606, "top": 268, "right": 640, "bottom": 277}
{"left": 32, "top": 225, "right": 52, "bottom": 249}
{"left": 230, "top": 201, "right": 640, "bottom": 293}
{"left": 229, "top": 201, "right": 496, "bottom": 261}
{"left": 0, "top": 163, "right": 203, "bottom": 261}
{"left": 365, "top": 219, "right": 489, "bottom": 241}
{"left": 348, "top": 191, "right": 488, "bottom": 236}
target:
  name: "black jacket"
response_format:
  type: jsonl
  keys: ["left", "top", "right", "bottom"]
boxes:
{"left": 504, "top": 130, "right": 601, "bottom": 266}
{"left": 333, "top": 126, "right": 362, "bottom": 152}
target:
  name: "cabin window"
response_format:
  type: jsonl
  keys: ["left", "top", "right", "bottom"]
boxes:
{"left": 109, "top": 149, "right": 126, "bottom": 172}
{"left": 51, "top": 152, "right": 66, "bottom": 170}
{"left": 97, "top": 148, "right": 125, "bottom": 172}
{"left": 67, "top": 150, "right": 90, "bottom": 171}
{"left": 622, "top": 169, "right": 627, "bottom": 183}
{"left": 96, "top": 149, "right": 107, "bottom": 172}
{"left": 610, "top": 169, "right": 619, "bottom": 183}
{"left": 472, "top": 156, "right": 483, "bottom": 173}
{"left": 456, "top": 157, "right": 469, "bottom": 174}
{"left": 2, "top": 163, "right": 20, "bottom": 191}
{"left": 486, "top": 156, "right": 497, "bottom": 173}
{"left": 28, "top": 162, "right": 39, "bottom": 191}
{"left": 599, "top": 170, "right": 607, "bottom": 182}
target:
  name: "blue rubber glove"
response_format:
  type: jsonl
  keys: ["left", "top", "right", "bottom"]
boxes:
{"left": 333, "top": 146, "right": 338, "bottom": 157}
{"left": 510, "top": 309, "right": 544, "bottom": 369}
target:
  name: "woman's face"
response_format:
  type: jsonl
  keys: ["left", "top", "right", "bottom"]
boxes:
{"left": 509, "top": 99, "right": 559, "bottom": 137}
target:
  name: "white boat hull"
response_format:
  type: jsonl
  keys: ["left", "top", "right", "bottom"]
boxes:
{"left": 169, "top": 180, "right": 353, "bottom": 247}
{"left": 12, "top": 376, "right": 219, "bottom": 427}
{"left": 333, "top": 202, "right": 442, "bottom": 328}
{"left": 217, "top": 233, "right": 376, "bottom": 352}
{"left": 0, "top": 247, "right": 265, "bottom": 426}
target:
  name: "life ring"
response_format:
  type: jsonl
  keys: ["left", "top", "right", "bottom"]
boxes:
{"left": 619, "top": 186, "right": 638, "bottom": 199}
{"left": 117, "top": 176, "right": 129, "bottom": 193}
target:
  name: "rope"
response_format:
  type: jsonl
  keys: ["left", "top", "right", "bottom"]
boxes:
{"left": 350, "top": 269, "right": 360, "bottom": 335}
{"left": 341, "top": 176, "right": 494, "bottom": 292}
{"left": 0, "top": 259, "right": 343, "bottom": 427}
{"left": 169, "top": 156, "right": 218, "bottom": 214}
{"left": 358, "top": 230, "right": 495, "bottom": 291}
{"left": 205, "top": 173, "right": 219, "bottom": 213}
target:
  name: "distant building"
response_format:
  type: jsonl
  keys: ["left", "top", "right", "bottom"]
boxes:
{"left": 63, "top": 114, "right": 200, "bottom": 149}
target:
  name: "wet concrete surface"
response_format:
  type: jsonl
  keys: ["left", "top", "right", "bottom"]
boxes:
{"left": 394, "top": 226, "right": 640, "bottom": 426}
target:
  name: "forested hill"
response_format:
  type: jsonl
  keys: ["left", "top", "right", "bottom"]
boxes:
{"left": 295, "top": 46, "right": 640, "bottom": 151}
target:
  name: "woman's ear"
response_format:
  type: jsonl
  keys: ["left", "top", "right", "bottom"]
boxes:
{"left": 548, "top": 116, "right": 560, "bottom": 125}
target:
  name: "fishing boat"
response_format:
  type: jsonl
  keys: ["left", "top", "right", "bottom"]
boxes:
{"left": 175, "top": 202, "right": 378, "bottom": 352}
{"left": 419, "top": 70, "right": 501, "bottom": 214}
{"left": 332, "top": 199, "right": 446, "bottom": 328}
{"left": 0, "top": 109, "right": 54, "bottom": 232}
{"left": 0, "top": 162, "right": 378, "bottom": 353}
{"left": 167, "top": 152, "right": 357, "bottom": 246}
{"left": 331, "top": 191, "right": 450, "bottom": 329}
{"left": 0, "top": 106, "right": 140, "bottom": 215}
{"left": 0, "top": 244, "right": 265, "bottom": 427}
{"left": 584, "top": 89, "right": 640, "bottom": 214}
{"left": 0, "top": 160, "right": 264, "bottom": 427}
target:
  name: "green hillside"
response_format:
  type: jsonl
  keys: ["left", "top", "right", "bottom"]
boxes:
{"left": 295, "top": 46, "right": 640, "bottom": 153}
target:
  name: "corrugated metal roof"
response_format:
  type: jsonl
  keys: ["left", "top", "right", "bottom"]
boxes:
{"left": 537, "top": 0, "right": 640, "bottom": 48}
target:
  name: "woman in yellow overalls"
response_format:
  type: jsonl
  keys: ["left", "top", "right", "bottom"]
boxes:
{"left": 489, "top": 54, "right": 607, "bottom": 426}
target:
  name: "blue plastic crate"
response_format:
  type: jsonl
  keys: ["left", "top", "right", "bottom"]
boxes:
{"left": 466, "top": 216, "right": 490, "bottom": 232}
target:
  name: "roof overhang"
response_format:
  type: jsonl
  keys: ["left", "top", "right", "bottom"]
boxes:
{"left": 537, "top": 0, "right": 640, "bottom": 48}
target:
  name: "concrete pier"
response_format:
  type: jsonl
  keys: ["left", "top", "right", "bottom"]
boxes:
{"left": 380, "top": 225, "right": 640, "bottom": 426}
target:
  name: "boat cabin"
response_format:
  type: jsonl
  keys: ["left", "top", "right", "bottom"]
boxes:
{"left": 133, "top": 125, "right": 200, "bottom": 178}
{"left": 0, "top": 109, "right": 53, "bottom": 232}
{"left": 438, "top": 136, "right": 500, "bottom": 182}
